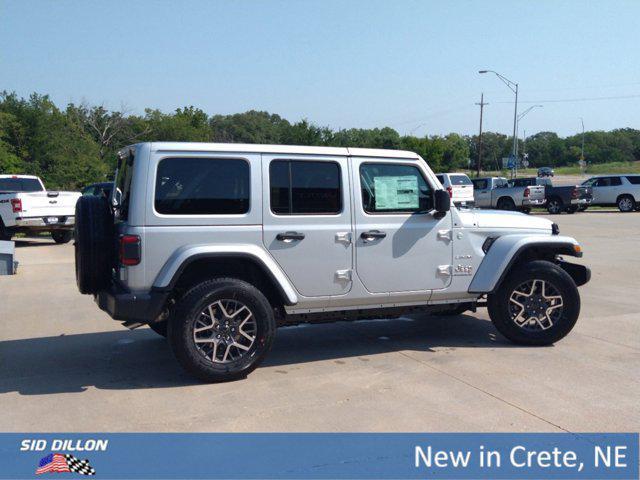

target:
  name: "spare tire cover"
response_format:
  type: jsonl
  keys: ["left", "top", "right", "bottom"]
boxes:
{"left": 75, "top": 195, "right": 115, "bottom": 294}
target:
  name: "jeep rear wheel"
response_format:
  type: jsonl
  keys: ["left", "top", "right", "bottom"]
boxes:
{"left": 168, "top": 278, "right": 276, "bottom": 382}
{"left": 487, "top": 260, "right": 580, "bottom": 345}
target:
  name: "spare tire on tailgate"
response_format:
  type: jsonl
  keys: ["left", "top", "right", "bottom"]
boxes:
{"left": 75, "top": 195, "right": 115, "bottom": 294}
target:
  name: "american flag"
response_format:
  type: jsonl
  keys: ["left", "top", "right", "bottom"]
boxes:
{"left": 35, "top": 454, "right": 70, "bottom": 474}
{"left": 36, "top": 453, "right": 96, "bottom": 476}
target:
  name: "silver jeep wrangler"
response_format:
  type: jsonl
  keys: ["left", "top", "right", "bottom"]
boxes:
{"left": 74, "top": 142, "right": 590, "bottom": 382}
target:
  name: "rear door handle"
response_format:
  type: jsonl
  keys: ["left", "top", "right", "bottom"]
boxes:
{"left": 361, "top": 230, "right": 386, "bottom": 242}
{"left": 276, "top": 231, "right": 305, "bottom": 242}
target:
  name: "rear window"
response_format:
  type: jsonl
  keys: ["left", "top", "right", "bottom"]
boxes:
{"left": 472, "top": 179, "right": 488, "bottom": 190}
{"left": 155, "top": 157, "right": 250, "bottom": 215}
{"left": 0, "top": 177, "right": 43, "bottom": 192}
{"left": 625, "top": 176, "right": 640, "bottom": 185}
{"left": 449, "top": 174, "right": 472, "bottom": 186}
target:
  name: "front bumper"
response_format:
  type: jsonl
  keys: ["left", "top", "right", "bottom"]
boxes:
{"left": 15, "top": 216, "right": 74, "bottom": 229}
{"left": 96, "top": 283, "right": 169, "bottom": 326}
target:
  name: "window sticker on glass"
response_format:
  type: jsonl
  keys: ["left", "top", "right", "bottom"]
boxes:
{"left": 373, "top": 175, "right": 419, "bottom": 210}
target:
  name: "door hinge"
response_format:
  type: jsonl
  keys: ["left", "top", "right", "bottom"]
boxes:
{"left": 335, "top": 232, "right": 352, "bottom": 245}
{"left": 335, "top": 269, "right": 352, "bottom": 281}
{"left": 437, "top": 229, "right": 452, "bottom": 242}
{"left": 437, "top": 265, "right": 452, "bottom": 276}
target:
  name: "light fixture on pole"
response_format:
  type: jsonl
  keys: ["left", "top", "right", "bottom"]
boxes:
{"left": 479, "top": 70, "right": 518, "bottom": 176}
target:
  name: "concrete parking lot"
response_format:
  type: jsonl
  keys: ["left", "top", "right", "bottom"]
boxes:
{"left": 1, "top": 210, "right": 638, "bottom": 432}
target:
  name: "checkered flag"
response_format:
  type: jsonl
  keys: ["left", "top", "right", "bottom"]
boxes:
{"left": 65, "top": 454, "right": 96, "bottom": 476}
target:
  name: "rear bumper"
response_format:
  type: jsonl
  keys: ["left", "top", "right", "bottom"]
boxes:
{"left": 524, "top": 198, "right": 546, "bottom": 206}
{"left": 570, "top": 198, "right": 592, "bottom": 205}
{"left": 96, "top": 283, "right": 169, "bottom": 325}
{"left": 14, "top": 216, "right": 74, "bottom": 230}
{"left": 455, "top": 200, "right": 475, "bottom": 208}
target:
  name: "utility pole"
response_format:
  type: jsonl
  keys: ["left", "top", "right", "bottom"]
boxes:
{"left": 475, "top": 93, "right": 488, "bottom": 177}
{"left": 580, "top": 117, "right": 585, "bottom": 160}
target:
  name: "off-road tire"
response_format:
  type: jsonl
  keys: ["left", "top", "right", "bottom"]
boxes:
{"left": 617, "top": 194, "right": 635, "bottom": 212}
{"left": 51, "top": 230, "right": 73, "bottom": 244}
{"left": 0, "top": 220, "right": 11, "bottom": 241}
{"left": 148, "top": 321, "right": 168, "bottom": 338}
{"left": 497, "top": 197, "right": 516, "bottom": 211}
{"left": 74, "top": 195, "right": 114, "bottom": 294}
{"left": 546, "top": 197, "right": 563, "bottom": 215}
{"left": 168, "top": 278, "right": 276, "bottom": 382}
{"left": 487, "top": 260, "right": 580, "bottom": 346}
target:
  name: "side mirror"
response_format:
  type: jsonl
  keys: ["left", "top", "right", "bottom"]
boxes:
{"left": 434, "top": 190, "right": 451, "bottom": 214}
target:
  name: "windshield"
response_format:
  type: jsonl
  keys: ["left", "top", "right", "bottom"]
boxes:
{"left": 0, "top": 177, "right": 43, "bottom": 192}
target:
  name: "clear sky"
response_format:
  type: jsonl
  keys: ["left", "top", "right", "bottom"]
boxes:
{"left": 2, "top": 0, "right": 639, "bottom": 138}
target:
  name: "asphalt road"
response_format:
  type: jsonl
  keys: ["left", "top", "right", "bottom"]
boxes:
{"left": 1, "top": 210, "right": 638, "bottom": 432}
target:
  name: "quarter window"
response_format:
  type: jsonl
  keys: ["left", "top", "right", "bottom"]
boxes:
{"left": 360, "top": 163, "right": 433, "bottom": 214}
{"left": 155, "top": 157, "right": 250, "bottom": 215}
{"left": 625, "top": 176, "right": 640, "bottom": 185}
{"left": 269, "top": 160, "right": 342, "bottom": 215}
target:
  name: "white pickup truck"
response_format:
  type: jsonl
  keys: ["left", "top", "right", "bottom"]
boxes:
{"left": 0, "top": 175, "right": 81, "bottom": 243}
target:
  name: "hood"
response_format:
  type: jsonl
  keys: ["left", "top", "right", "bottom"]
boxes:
{"left": 460, "top": 209, "right": 553, "bottom": 231}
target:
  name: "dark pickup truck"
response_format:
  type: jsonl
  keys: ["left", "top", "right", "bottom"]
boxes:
{"left": 508, "top": 177, "right": 593, "bottom": 214}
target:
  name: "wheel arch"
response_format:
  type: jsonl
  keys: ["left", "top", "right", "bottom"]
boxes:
{"left": 468, "top": 235, "right": 584, "bottom": 294}
{"left": 616, "top": 193, "right": 635, "bottom": 204}
{"left": 153, "top": 245, "right": 298, "bottom": 307}
{"left": 497, "top": 196, "right": 515, "bottom": 207}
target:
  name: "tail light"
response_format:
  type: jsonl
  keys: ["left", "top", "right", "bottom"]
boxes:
{"left": 119, "top": 235, "right": 141, "bottom": 266}
{"left": 10, "top": 198, "right": 22, "bottom": 213}
{"left": 524, "top": 187, "right": 530, "bottom": 198}
{"left": 571, "top": 187, "right": 579, "bottom": 199}
{"left": 446, "top": 186, "right": 453, "bottom": 198}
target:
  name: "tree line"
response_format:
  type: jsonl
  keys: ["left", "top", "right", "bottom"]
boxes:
{"left": 1, "top": 91, "right": 639, "bottom": 190}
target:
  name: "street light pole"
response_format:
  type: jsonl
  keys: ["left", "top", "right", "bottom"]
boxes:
{"left": 479, "top": 70, "right": 518, "bottom": 176}
{"left": 512, "top": 83, "right": 519, "bottom": 178}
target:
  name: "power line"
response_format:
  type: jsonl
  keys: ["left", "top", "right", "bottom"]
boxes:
{"left": 492, "top": 93, "right": 640, "bottom": 104}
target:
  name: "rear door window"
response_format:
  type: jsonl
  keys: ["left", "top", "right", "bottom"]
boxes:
{"left": 155, "top": 157, "right": 250, "bottom": 215}
{"left": 269, "top": 160, "right": 342, "bottom": 215}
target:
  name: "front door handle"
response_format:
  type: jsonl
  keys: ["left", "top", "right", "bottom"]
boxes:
{"left": 361, "top": 230, "right": 386, "bottom": 242}
{"left": 276, "top": 231, "right": 305, "bottom": 242}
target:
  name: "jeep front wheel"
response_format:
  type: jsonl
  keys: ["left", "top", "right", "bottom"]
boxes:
{"left": 168, "top": 278, "right": 276, "bottom": 382}
{"left": 487, "top": 260, "right": 580, "bottom": 345}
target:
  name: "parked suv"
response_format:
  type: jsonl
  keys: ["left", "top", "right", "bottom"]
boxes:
{"left": 74, "top": 143, "right": 590, "bottom": 382}
{"left": 435, "top": 173, "right": 474, "bottom": 207}
{"left": 581, "top": 175, "right": 640, "bottom": 212}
